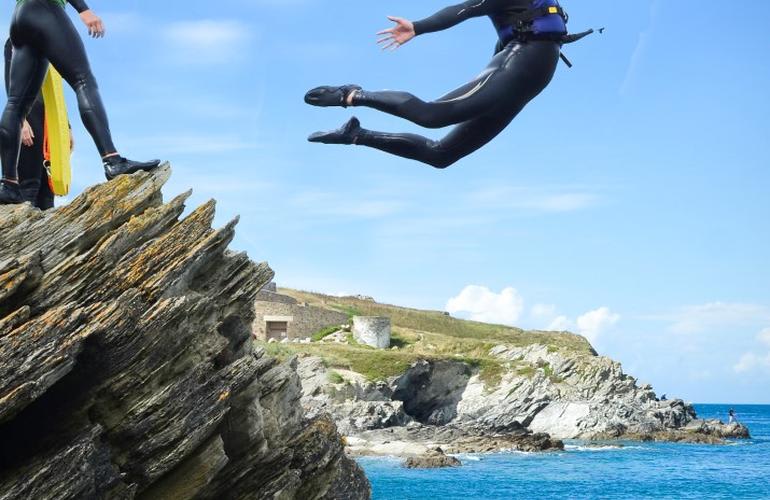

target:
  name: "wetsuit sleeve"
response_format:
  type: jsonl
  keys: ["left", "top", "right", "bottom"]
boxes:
{"left": 67, "top": 0, "right": 90, "bottom": 13}
{"left": 413, "top": 0, "right": 509, "bottom": 36}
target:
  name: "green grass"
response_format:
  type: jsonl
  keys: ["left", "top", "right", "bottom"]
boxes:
{"left": 311, "top": 325, "right": 341, "bottom": 342}
{"left": 327, "top": 371, "right": 344, "bottom": 384}
{"left": 259, "top": 288, "right": 597, "bottom": 384}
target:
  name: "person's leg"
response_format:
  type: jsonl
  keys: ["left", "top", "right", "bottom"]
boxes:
{"left": 18, "top": 99, "right": 46, "bottom": 205}
{"left": 36, "top": 164, "right": 54, "bottom": 210}
{"left": 0, "top": 45, "right": 48, "bottom": 183}
{"left": 357, "top": 108, "right": 520, "bottom": 169}
{"left": 32, "top": 2, "right": 116, "bottom": 156}
{"left": 308, "top": 42, "right": 560, "bottom": 129}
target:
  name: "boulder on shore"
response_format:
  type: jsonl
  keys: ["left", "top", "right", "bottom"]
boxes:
{"left": 403, "top": 448, "right": 462, "bottom": 469}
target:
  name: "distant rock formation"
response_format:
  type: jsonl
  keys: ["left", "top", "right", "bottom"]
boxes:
{"left": 0, "top": 166, "right": 369, "bottom": 500}
{"left": 298, "top": 342, "right": 749, "bottom": 453}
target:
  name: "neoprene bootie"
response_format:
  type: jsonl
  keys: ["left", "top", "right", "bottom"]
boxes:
{"left": 305, "top": 85, "right": 362, "bottom": 108}
{"left": 308, "top": 117, "right": 362, "bottom": 145}
{"left": 103, "top": 156, "right": 161, "bottom": 181}
{"left": 0, "top": 180, "right": 23, "bottom": 205}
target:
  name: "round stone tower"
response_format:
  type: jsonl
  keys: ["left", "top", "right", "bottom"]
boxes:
{"left": 352, "top": 316, "right": 391, "bottom": 349}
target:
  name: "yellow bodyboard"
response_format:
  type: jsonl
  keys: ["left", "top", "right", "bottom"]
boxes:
{"left": 41, "top": 66, "right": 71, "bottom": 196}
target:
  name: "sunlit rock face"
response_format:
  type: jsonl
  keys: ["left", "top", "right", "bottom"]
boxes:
{"left": 0, "top": 165, "right": 370, "bottom": 500}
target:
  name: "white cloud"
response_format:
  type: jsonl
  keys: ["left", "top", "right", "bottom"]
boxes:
{"left": 446, "top": 286, "right": 524, "bottom": 326}
{"left": 165, "top": 20, "right": 253, "bottom": 65}
{"left": 734, "top": 327, "right": 770, "bottom": 373}
{"left": 447, "top": 287, "right": 617, "bottom": 343}
{"left": 734, "top": 352, "right": 770, "bottom": 373}
{"left": 576, "top": 307, "right": 620, "bottom": 343}
{"left": 548, "top": 315, "right": 573, "bottom": 332}
{"left": 653, "top": 302, "right": 770, "bottom": 335}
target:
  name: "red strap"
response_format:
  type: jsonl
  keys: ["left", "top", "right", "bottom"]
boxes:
{"left": 43, "top": 113, "right": 51, "bottom": 162}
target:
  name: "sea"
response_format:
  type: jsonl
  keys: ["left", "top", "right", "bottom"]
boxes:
{"left": 357, "top": 404, "right": 770, "bottom": 499}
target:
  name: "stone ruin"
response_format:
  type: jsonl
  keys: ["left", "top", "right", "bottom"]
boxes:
{"left": 352, "top": 316, "right": 391, "bottom": 349}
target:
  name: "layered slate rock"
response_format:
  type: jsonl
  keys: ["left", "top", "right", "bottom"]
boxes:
{"left": 0, "top": 165, "right": 370, "bottom": 500}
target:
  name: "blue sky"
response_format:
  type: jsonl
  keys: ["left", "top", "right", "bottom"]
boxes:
{"left": 2, "top": 0, "right": 769, "bottom": 403}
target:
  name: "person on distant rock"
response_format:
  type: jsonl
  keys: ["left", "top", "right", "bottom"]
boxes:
{"left": 3, "top": 38, "right": 62, "bottom": 210}
{"left": 0, "top": 0, "right": 161, "bottom": 205}
{"left": 305, "top": 0, "right": 598, "bottom": 169}
{"left": 728, "top": 408, "right": 738, "bottom": 425}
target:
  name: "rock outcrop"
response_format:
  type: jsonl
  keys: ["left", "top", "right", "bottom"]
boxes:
{"left": 403, "top": 448, "right": 461, "bottom": 469}
{"left": 0, "top": 166, "right": 369, "bottom": 499}
{"left": 297, "top": 341, "right": 749, "bottom": 452}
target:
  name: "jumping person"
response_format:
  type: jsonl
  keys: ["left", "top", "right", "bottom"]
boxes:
{"left": 306, "top": 0, "right": 594, "bottom": 169}
{"left": 0, "top": 0, "right": 160, "bottom": 205}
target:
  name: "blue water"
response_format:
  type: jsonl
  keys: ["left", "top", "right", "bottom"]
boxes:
{"left": 357, "top": 405, "right": 770, "bottom": 499}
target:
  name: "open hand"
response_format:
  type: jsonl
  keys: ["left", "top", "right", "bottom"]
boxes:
{"left": 377, "top": 16, "right": 415, "bottom": 51}
{"left": 21, "top": 120, "right": 34, "bottom": 147}
{"left": 79, "top": 10, "right": 105, "bottom": 38}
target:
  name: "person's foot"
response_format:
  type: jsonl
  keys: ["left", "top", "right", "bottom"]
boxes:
{"left": 304, "top": 85, "right": 362, "bottom": 108}
{"left": 0, "top": 181, "right": 23, "bottom": 205}
{"left": 308, "top": 117, "right": 362, "bottom": 145}
{"left": 103, "top": 156, "right": 161, "bottom": 181}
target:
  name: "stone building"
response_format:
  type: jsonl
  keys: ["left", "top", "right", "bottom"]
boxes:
{"left": 352, "top": 316, "right": 391, "bottom": 349}
{"left": 253, "top": 287, "right": 348, "bottom": 341}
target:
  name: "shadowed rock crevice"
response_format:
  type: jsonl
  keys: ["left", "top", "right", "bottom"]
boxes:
{"left": 393, "top": 360, "right": 472, "bottom": 425}
{"left": 0, "top": 166, "right": 369, "bottom": 500}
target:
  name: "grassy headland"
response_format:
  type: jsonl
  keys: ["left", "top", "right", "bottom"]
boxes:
{"left": 259, "top": 289, "right": 595, "bottom": 384}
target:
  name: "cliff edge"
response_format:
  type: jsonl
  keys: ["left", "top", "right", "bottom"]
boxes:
{"left": 0, "top": 166, "right": 369, "bottom": 499}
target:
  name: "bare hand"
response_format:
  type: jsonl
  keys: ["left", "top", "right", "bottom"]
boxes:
{"left": 21, "top": 120, "right": 34, "bottom": 147}
{"left": 80, "top": 10, "right": 105, "bottom": 38}
{"left": 377, "top": 16, "right": 415, "bottom": 51}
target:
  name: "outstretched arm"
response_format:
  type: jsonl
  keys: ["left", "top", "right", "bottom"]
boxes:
{"left": 67, "top": 0, "right": 90, "bottom": 13}
{"left": 68, "top": 1, "right": 106, "bottom": 38}
{"left": 413, "top": 0, "right": 509, "bottom": 36}
{"left": 377, "top": 0, "right": 512, "bottom": 50}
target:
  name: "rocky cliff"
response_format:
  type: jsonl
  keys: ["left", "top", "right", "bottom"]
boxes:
{"left": 0, "top": 166, "right": 369, "bottom": 499}
{"left": 261, "top": 291, "right": 749, "bottom": 455}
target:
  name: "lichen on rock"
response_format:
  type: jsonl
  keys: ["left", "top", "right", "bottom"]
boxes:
{"left": 0, "top": 166, "right": 370, "bottom": 500}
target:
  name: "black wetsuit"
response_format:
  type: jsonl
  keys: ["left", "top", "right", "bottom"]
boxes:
{"left": 352, "top": 0, "right": 564, "bottom": 168}
{"left": 0, "top": 0, "right": 115, "bottom": 182}
{"left": 3, "top": 39, "right": 54, "bottom": 209}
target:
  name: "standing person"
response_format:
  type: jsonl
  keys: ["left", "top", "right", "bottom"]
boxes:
{"left": 3, "top": 39, "right": 56, "bottom": 210}
{"left": 306, "top": 0, "right": 595, "bottom": 169}
{"left": 0, "top": 0, "right": 161, "bottom": 205}
{"left": 728, "top": 409, "right": 738, "bottom": 425}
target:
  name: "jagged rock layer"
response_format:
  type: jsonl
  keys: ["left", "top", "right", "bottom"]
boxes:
{"left": 0, "top": 166, "right": 369, "bottom": 500}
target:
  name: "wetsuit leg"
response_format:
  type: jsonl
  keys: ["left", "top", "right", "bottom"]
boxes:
{"left": 17, "top": 100, "right": 46, "bottom": 205}
{"left": 0, "top": 44, "right": 48, "bottom": 180}
{"left": 352, "top": 42, "right": 560, "bottom": 168}
{"left": 12, "top": 0, "right": 116, "bottom": 157}
{"left": 356, "top": 105, "right": 521, "bottom": 169}
{"left": 352, "top": 41, "right": 560, "bottom": 129}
